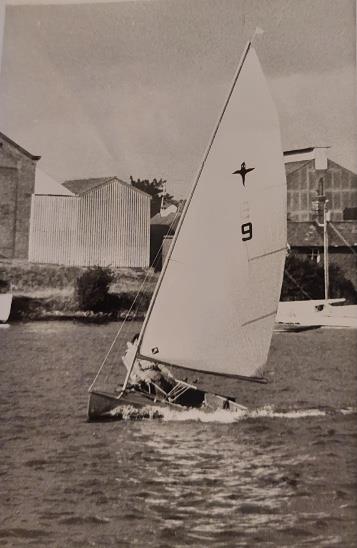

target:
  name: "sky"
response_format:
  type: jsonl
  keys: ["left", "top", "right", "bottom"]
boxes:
{"left": 0, "top": 0, "right": 356, "bottom": 197}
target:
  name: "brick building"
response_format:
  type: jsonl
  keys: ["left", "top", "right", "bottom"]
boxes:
{"left": 0, "top": 132, "right": 40, "bottom": 258}
{"left": 284, "top": 147, "right": 357, "bottom": 222}
{"left": 284, "top": 147, "right": 357, "bottom": 289}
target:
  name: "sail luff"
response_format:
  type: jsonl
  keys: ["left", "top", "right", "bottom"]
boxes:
{"left": 137, "top": 42, "right": 252, "bottom": 347}
{"left": 124, "top": 42, "right": 286, "bottom": 392}
{"left": 122, "top": 41, "right": 253, "bottom": 389}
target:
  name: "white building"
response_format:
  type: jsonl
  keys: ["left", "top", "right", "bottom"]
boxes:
{"left": 29, "top": 177, "right": 151, "bottom": 268}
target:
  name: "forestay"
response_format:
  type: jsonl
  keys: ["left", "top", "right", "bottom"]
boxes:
{"left": 138, "top": 44, "right": 287, "bottom": 383}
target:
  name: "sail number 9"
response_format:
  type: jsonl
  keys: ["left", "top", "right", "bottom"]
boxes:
{"left": 241, "top": 222, "right": 253, "bottom": 241}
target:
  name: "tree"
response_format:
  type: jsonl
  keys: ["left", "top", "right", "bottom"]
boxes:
{"left": 130, "top": 176, "right": 175, "bottom": 217}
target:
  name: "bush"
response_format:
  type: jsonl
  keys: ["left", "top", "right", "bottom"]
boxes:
{"left": 76, "top": 267, "right": 113, "bottom": 312}
{"left": 329, "top": 263, "right": 357, "bottom": 303}
{"left": 281, "top": 253, "right": 357, "bottom": 303}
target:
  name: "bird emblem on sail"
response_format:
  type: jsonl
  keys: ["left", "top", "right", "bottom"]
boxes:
{"left": 233, "top": 162, "right": 255, "bottom": 186}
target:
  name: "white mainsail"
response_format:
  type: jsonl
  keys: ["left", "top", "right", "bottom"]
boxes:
{"left": 138, "top": 43, "right": 286, "bottom": 384}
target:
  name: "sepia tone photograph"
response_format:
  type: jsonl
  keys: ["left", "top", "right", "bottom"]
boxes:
{"left": 0, "top": 0, "right": 356, "bottom": 546}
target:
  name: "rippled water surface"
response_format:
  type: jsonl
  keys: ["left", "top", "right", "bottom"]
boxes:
{"left": 1, "top": 322, "right": 357, "bottom": 547}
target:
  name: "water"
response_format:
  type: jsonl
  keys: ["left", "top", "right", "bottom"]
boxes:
{"left": 0, "top": 322, "right": 356, "bottom": 547}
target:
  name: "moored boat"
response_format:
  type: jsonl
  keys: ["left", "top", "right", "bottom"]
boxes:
{"left": 0, "top": 280, "right": 12, "bottom": 324}
{"left": 276, "top": 299, "right": 357, "bottom": 329}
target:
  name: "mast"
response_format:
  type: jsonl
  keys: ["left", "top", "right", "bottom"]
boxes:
{"left": 160, "top": 181, "right": 167, "bottom": 214}
{"left": 323, "top": 198, "right": 329, "bottom": 300}
{"left": 313, "top": 177, "right": 329, "bottom": 300}
{"left": 121, "top": 40, "right": 253, "bottom": 392}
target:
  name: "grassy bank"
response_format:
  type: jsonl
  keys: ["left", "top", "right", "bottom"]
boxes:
{"left": 3, "top": 252, "right": 356, "bottom": 321}
{"left": 1, "top": 260, "right": 157, "bottom": 321}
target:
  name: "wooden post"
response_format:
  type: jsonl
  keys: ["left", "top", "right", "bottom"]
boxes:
{"left": 323, "top": 200, "right": 329, "bottom": 300}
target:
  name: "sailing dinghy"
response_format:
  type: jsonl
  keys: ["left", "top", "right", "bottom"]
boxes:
{"left": 88, "top": 41, "right": 287, "bottom": 420}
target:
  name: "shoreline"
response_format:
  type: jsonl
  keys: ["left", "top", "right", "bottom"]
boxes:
{"left": 8, "top": 293, "right": 149, "bottom": 322}
{"left": 1, "top": 260, "right": 157, "bottom": 322}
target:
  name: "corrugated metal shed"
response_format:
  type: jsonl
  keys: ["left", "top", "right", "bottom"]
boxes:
{"left": 29, "top": 177, "right": 150, "bottom": 267}
{"left": 29, "top": 195, "right": 79, "bottom": 265}
{"left": 62, "top": 176, "right": 149, "bottom": 198}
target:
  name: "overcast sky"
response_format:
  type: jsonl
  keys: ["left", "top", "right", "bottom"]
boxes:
{"left": 0, "top": 0, "right": 356, "bottom": 197}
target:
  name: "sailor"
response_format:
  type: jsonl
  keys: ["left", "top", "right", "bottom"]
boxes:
{"left": 122, "top": 334, "right": 175, "bottom": 395}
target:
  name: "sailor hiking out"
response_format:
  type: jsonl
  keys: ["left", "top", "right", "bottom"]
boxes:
{"left": 122, "top": 334, "right": 176, "bottom": 397}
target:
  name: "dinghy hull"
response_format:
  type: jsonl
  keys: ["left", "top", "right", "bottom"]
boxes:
{"left": 87, "top": 388, "right": 247, "bottom": 421}
{"left": 87, "top": 389, "right": 165, "bottom": 421}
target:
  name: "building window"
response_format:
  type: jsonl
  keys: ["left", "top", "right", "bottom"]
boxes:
{"left": 310, "top": 249, "right": 321, "bottom": 263}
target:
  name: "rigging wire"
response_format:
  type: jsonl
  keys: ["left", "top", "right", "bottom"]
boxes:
{"left": 102, "top": 251, "right": 162, "bottom": 384}
{"left": 284, "top": 270, "right": 312, "bottom": 300}
{"left": 88, "top": 205, "right": 182, "bottom": 392}
{"left": 329, "top": 222, "right": 357, "bottom": 256}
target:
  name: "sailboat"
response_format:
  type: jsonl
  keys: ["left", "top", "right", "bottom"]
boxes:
{"left": 0, "top": 280, "right": 12, "bottom": 325}
{"left": 276, "top": 181, "right": 357, "bottom": 330}
{"left": 87, "top": 40, "right": 287, "bottom": 420}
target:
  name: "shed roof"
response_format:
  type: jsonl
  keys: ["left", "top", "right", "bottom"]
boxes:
{"left": 288, "top": 221, "right": 357, "bottom": 248}
{"left": 284, "top": 147, "right": 315, "bottom": 157}
{"left": 284, "top": 159, "right": 313, "bottom": 176}
{"left": 0, "top": 131, "right": 41, "bottom": 161}
{"left": 62, "top": 176, "right": 150, "bottom": 198}
{"left": 283, "top": 158, "right": 357, "bottom": 181}
{"left": 151, "top": 210, "right": 181, "bottom": 230}
{"left": 151, "top": 202, "right": 185, "bottom": 229}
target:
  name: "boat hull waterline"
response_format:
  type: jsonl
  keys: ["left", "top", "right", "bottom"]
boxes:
{"left": 87, "top": 388, "right": 247, "bottom": 421}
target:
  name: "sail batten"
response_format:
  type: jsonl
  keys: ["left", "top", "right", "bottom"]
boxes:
{"left": 249, "top": 247, "right": 287, "bottom": 262}
{"left": 137, "top": 44, "right": 286, "bottom": 386}
{"left": 241, "top": 310, "right": 277, "bottom": 327}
